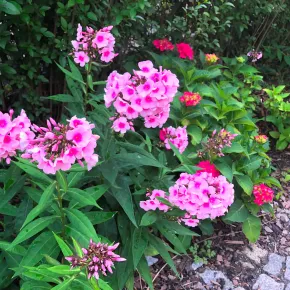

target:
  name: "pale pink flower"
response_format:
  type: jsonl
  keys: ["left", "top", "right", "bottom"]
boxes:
{"left": 112, "top": 117, "right": 130, "bottom": 134}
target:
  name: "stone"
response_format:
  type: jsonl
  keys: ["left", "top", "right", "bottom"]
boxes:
{"left": 240, "top": 261, "right": 255, "bottom": 269}
{"left": 243, "top": 244, "right": 268, "bottom": 264}
{"left": 191, "top": 261, "right": 204, "bottom": 271}
{"left": 286, "top": 284, "right": 290, "bottom": 290}
{"left": 285, "top": 256, "right": 290, "bottom": 280}
{"left": 145, "top": 256, "right": 158, "bottom": 266}
{"left": 265, "top": 226, "right": 273, "bottom": 233}
{"left": 199, "top": 269, "right": 234, "bottom": 290}
{"left": 278, "top": 213, "right": 289, "bottom": 223}
{"left": 253, "top": 274, "right": 284, "bottom": 290}
{"left": 235, "top": 288, "right": 246, "bottom": 290}
{"left": 263, "top": 253, "right": 285, "bottom": 276}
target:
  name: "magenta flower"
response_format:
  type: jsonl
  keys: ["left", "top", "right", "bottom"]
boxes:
{"left": 140, "top": 172, "right": 235, "bottom": 227}
{"left": 104, "top": 60, "right": 179, "bottom": 133}
{"left": 159, "top": 126, "right": 189, "bottom": 154}
{"left": 66, "top": 240, "right": 126, "bottom": 280}
{"left": 247, "top": 49, "right": 262, "bottom": 62}
{"left": 22, "top": 116, "right": 99, "bottom": 174}
{"left": 72, "top": 24, "right": 118, "bottom": 66}
{"left": 0, "top": 110, "right": 34, "bottom": 164}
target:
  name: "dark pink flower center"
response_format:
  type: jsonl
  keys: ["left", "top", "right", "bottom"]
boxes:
{"left": 97, "top": 35, "right": 104, "bottom": 42}
{"left": 118, "top": 122, "right": 125, "bottom": 129}
{"left": 79, "top": 55, "right": 84, "bottom": 62}
{"left": 73, "top": 120, "right": 82, "bottom": 127}
{"left": 0, "top": 119, "right": 7, "bottom": 128}
{"left": 4, "top": 135, "right": 11, "bottom": 143}
{"left": 73, "top": 133, "right": 82, "bottom": 142}
{"left": 143, "top": 84, "right": 151, "bottom": 91}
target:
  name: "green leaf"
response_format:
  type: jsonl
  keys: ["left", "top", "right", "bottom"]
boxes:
{"left": 53, "top": 233, "right": 73, "bottom": 256}
{"left": 18, "top": 231, "right": 58, "bottom": 273}
{"left": 87, "top": 12, "right": 98, "bottom": 21}
{"left": 140, "top": 212, "right": 157, "bottom": 226}
{"left": 199, "top": 219, "right": 214, "bottom": 235}
{"left": 48, "top": 265, "right": 80, "bottom": 275}
{"left": 56, "top": 62, "right": 85, "bottom": 85}
{"left": 0, "top": 241, "right": 26, "bottom": 256}
{"left": 21, "top": 281, "right": 52, "bottom": 290}
{"left": 132, "top": 228, "right": 148, "bottom": 268}
{"left": 72, "top": 237, "right": 83, "bottom": 257}
{"left": 215, "top": 161, "right": 233, "bottom": 182}
{"left": 66, "top": 188, "right": 101, "bottom": 209}
{"left": 86, "top": 211, "right": 117, "bottom": 225}
{"left": 65, "top": 208, "right": 99, "bottom": 242}
{"left": 235, "top": 175, "right": 253, "bottom": 195}
{"left": 14, "top": 161, "right": 53, "bottom": 184}
{"left": 240, "top": 156, "right": 262, "bottom": 172}
{"left": 56, "top": 171, "right": 68, "bottom": 193}
{"left": 67, "top": 172, "right": 85, "bottom": 188}
{"left": 21, "top": 181, "right": 56, "bottom": 229}
{"left": 159, "top": 220, "right": 199, "bottom": 236}
{"left": 137, "top": 256, "right": 154, "bottom": 290}
{"left": 51, "top": 276, "right": 75, "bottom": 289}
{"left": 0, "top": 175, "right": 26, "bottom": 208}
{"left": 146, "top": 233, "right": 178, "bottom": 276}
{"left": 10, "top": 216, "right": 57, "bottom": 247}
{"left": 223, "top": 143, "right": 244, "bottom": 153}
{"left": 0, "top": 0, "right": 22, "bottom": 15}
{"left": 242, "top": 215, "right": 261, "bottom": 243}
{"left": 224, "top": 199, "right": 250, "bottom": 222}
{"left": 187, "top": 125, "right": 202, "bottom": 145}
{"left": 45, "top": 94, "right": 76, "bottom": 102}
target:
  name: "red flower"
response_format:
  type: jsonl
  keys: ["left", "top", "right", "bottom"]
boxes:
{"left": 159, "top": 128, "right": 167, "bottom": 141}
{"left": 153, "top": 39, "right": 174, "bottom": 51}
{"left": 176, "top": 43, "right": 194, "bottom": 60}
{"left": 253, "top": 184, "right": 274, "bottom": 206}
{"left": 180, "top": 92, "right": 201, "bottom": 107}
{"left": 196, "top": 160, "right": 220, "bottom": 177}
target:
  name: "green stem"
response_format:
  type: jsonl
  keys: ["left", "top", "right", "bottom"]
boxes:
{"left": 84, "top": 61, "right": 92, "bottom": 113}
{"left": 56, "top": 182, "right": 66, "bottom": 238}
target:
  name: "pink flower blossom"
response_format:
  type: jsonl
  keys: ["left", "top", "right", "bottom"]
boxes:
{"left": 153, "top": 39, "right": 175, "bottom": 51}
{"left": 159, "top": 126, "right": 188, "bottom": 154}
{"left": 66, "top": 240, "right": 125, "bottom": 280}
{"left": 72, "top": 24, "right": 117, "bottom": 66}
{"left": 196, "top": 160, "right": 220, "bottom": 177}
{"left": 104, "top": 60, "right": 179, "bottom": 133}
{"left": 176, "top": 43, "right": 194, "bottom": 60}
{"left": 112, "top": 117, "right": 130, "bottom": 134}
{"left": 74, "top": 51, "right": 90, "bottom": 67}
{"left": 22, "top": 116, "right": 99, "bottom": 174}
{"left": 253, "top": 184, "right": 274, "bottom": 206}
{"left": 140, "top": 172, "right": 234, "bottom": 227}
{"left": 0, "top": 110, "right": 34, "bottom": 164}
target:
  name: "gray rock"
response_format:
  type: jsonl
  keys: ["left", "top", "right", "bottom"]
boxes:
{"left": 253, "top": 274, "right": 284, "bottom": 290}
{"left": 285, "top": 256, "right": 290, "bottom": 281}
{"left": 191, "top": 261, "right": 204, "bottom": 271}
{"left": 145, "top": 256, "right": 158, "bottom": 266}
{"left": 265, "top": 226, "right": 273, "bottom": 233}
{"left": 199, "top": 269, "right": 233, "bottom": 290}
{"left": 240, "top": 261, "right": 255, "bottom": 269}
{"left": 263, "top": 253, "right": 285, "bottom": 276}
{"left": 277, "top": 213, "right": 289, "bottom": 223}
{"left": 243, "top": 244, "right": 268, "bottom": 264}
{"left": 286, "top": 284, "right": 290, "bottom": 290}
{"left": 235, "top": 288, "right": 246, "bottom": 290}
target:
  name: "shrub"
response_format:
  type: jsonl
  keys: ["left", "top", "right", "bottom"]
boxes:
{"left": 0, "top": 23, "right": 283, "bottom": 290}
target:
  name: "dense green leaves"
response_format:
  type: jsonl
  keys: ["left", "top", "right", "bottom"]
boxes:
{"left": 242, "top": 215, "right": 262, "bottom": 243}
{"left": 224, "top": 199, "right": 250, "bottom": 222}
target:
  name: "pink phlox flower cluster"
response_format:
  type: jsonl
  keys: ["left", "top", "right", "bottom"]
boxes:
{"left": 22, "top": 116, "right": 99, "bottom": 174}
{"left": 159, "top": 126, "right": 188, "bottom": 154}
{"left": 104, "top": 60, "right": 179, "bottom": 133}
{"left": 66, "top": 240, "right": 125, "bottom": 280}
{"left": 0, "top": 110, "right": 34, "bottom": 164}
{"left": 140, "top": 172, "right": 235, "bottom": 227}
{"left": 72, "top": 24, "right": 118, "bottom": 66}
{"left": 247, "top": 50, "right": 262, "bottom": 62}
{"left": 202, "top": 129, "right": 238, "bottom": 157}
{"left": 140, "top": 189, "right": 170, "bottom": 212}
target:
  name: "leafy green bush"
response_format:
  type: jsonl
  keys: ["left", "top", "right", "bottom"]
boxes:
{"left": 0, "top": 22, "right": 282, "bottom": 289}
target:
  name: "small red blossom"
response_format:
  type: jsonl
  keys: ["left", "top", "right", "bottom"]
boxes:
{"left": 180, "top": 92, "right": 201, "bottom": 107}
{"left": 176, "top": 43, "right": 194, "bottom": 60}
{"left": 196, "top": 160, "right": 220, "bottom": 177}
{"left": 254, "top": 135, "right": 268, "bottom": 144}
{"left": 253, "top": 184, "right": 274, "bottom": 206}
{"left": 153, "top": 39, "right": 174, "bottom": 51}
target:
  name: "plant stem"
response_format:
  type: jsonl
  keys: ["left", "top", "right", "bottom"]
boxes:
{"left": 84, "top": 61, "right": 92, "bottom": 113}
{"left": 56, "top": 182, "right": 66, "bottom": 238}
